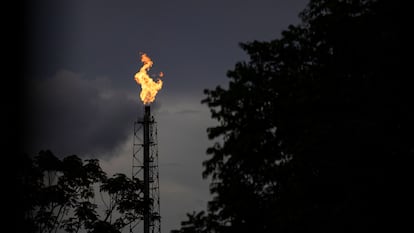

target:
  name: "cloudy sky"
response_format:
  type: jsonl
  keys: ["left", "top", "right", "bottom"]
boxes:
{"left": 23, "top": 0, "right": 308, "bottom": 232}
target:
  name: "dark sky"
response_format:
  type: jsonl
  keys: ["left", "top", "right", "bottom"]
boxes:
{"left": 23, "top": 0, "right": 308, "bottom": 231}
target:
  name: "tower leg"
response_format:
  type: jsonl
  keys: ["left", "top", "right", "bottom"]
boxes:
{"left": 143, "top": 105, "right": 150, "bottom": 233}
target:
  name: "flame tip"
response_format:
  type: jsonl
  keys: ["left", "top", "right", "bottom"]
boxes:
{"left": 134, "top": 53, "right": 164, "bottom": 104}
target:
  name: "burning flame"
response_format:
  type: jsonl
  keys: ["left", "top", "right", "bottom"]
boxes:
{"left": 134, "top": 53, "right": 163, "bottom": 104}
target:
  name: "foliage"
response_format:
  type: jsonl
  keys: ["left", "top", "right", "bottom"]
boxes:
{"left": 17, "top": 150, "right": 144, "bottom": 233}
{"left": 173, "top": 0, "right": 408, "bottom": 232}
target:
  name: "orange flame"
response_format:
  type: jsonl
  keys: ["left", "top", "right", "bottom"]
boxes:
{"left": 134, "top": 53, "right": 163, "bottom": 104}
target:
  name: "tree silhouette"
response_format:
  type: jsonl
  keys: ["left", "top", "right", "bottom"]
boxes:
{"left": 16, "top": 150, "right": 144, "bottom": 233}
{"left": 173, "top": 0, "right": 408, "bottom": 232}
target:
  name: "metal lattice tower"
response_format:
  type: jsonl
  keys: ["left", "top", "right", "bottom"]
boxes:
{"left": 132, "top": 106, "right": 161, "bottom": 233}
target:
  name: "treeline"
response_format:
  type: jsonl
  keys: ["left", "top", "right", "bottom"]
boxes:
{"left": 173, "top": 0, "right": 408, "bottom": 232}
{"left": 16, "top": 150, "right": 145, "bottom": 233}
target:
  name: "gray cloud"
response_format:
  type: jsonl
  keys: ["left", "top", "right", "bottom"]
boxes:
{"left": 26, "top": 70, "right": 146, "bottom": 157}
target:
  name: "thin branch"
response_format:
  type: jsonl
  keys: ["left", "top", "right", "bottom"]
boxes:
{"left": 51, "top": 204, "right": 64, "bottom": 233}
{"left": 100, "top": 189, "right": 109, "bottom": 209}
{"left": 43, "top": 202, "right": 58, "bottom": 233}
{"left": 48, "top": 171, "right": 52, "bottom": 186}
{"left": 103, "top": 194, "right": 117, "bottom": 223}
{"left": 119, "top": 216, "right": 140, "bottom": 231}
{"left": 75, "top": 220, "right": 81, "bottom": 233}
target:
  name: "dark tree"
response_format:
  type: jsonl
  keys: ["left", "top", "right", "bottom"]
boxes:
{"left": 16, "top": 150, "right": 144, "bottom": 233}
{"left": 173, "top": 0, "right": 408, "bottom": 232}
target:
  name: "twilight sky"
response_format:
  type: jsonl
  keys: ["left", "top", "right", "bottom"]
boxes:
{"left": 23, "top": 0, "right": 308, "bottom": 232}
